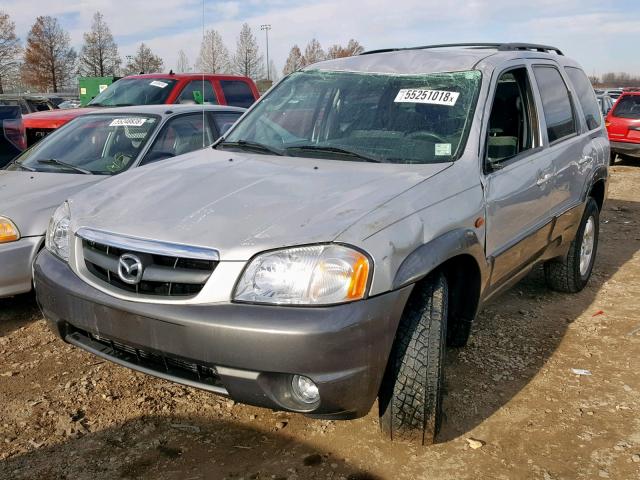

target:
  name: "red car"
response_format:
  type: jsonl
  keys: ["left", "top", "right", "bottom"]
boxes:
{"left": 22, "top": 73, "right": 259, "bottom": 146}
{"left": 606, "top": 89, "right": 640, "bottom": 163}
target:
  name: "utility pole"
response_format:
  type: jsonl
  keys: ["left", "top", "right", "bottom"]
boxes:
{"left": 261, "top": 24, "right": 271, "bottom": 81}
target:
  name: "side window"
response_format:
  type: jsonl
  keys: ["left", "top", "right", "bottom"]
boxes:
{"left": 533, "top": 66, "right": 577, "bottom": 143}
{"left": 486, "top": 68, "right": 538, "bottom": 165}
{"left": 211, "top": 112, "right": 243, "bottom": 136}
{"left": 177, "top": 80, "right": 218, "bottom": 105}
{"left": 141, "top": 114, "right": 213, "bottom": 165}
{"left": 565, "top": 67, "right": 601, "bottom": 131}
{"left": 220, "top": 80, "right": 256, "bottom": 108}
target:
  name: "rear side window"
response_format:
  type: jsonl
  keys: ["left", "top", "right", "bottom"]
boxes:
{"left": 533, "top": 66, "right": 577, "bottom": 143}
{"left": 565, "top": 67, "right": 601, "bottom": 130}
{"left": 612, "top": 95, "right": 640, "bottom": 119}
{"left": 220, "top": 80, "right": 255, "bottom": 108}
{"left": 141, "top": 113, "right": 213, "bottom": 165}
{"left": 211, "top": 112, "right": 243, "bottom": 136}
{"left": 177, "top": 80, "right": 218, "bottom": 104}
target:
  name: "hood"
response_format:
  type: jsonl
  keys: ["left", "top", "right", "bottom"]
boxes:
{"left": 0, "top": 171, "right": 103, "bottom": 237}
{"left": 69, "top": 148, "right": 451, "bottom": 260}
{"left": 22, "top": 108, "right": 99, "bottom": 129}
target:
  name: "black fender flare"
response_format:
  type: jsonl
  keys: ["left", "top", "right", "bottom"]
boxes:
{"left": 581, "top": 165, "right": 608, "bottom": 203}
{"left": 392, "top": 228, "right": 487, "bottom": 291}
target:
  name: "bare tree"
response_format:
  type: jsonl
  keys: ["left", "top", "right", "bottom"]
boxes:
{"left": 196, "top": 29, "right": 230, "bottom": 73}
{"left": 302, "top": 38, "right": 325, "bottom": 66}
{"left": 79, "top": 12, "right": 121, "bottom": 77}
{"left": 124, "top": 43, "right": 163, "bottom": 75}
{"left": 282, "top": 45, "right": 304, "bottom": 76}
{"left": 22, "top": 16, "right": 77, "bottom": 93}
{"left": 176, "top": 49, "right": 191, "bottom": 73}
{"left": 326, "top": 39, "right": 364, "bottom": 59}
{"left": 0, "top": 11, "right": 21, "bottom": 94}
{"left": 232, "top": 23, "right": 263, "bottom": 79}
{"left": 597, "top": 72, "right": 640, "bottom": 88}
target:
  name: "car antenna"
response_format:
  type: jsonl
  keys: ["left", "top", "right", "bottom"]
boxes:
{"left": 169, "top": 69, "right": 175, "bottom": 75}
{"left": 201, "top": 0, "right": 206, "bottom": 148}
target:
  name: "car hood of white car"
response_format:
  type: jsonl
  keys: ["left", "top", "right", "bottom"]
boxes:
{"left": 0, "top": 171, "right": 102, "bottom": 237}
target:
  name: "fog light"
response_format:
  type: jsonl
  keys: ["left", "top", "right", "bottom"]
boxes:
{"left": 291, "top": 375, "right": 319, "bottom": 404}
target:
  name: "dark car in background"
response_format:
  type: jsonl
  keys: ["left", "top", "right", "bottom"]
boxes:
{"left": 0, "top": 94, "right": 57, "bottom": 115}
{"left": 606, "top": 90, "right": 640, "bottom": 163}
{"left": 21, "top": 73, "right": 259, "bottom": 146}
{"left": 0, "top": 106, "right": 26, "bottom": 168}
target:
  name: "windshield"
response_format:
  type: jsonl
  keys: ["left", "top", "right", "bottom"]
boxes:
{"left": 9, "top": 114, "right": 158, "bottom": 174}
{"left": 89, "top": 78, "right": 177, "bottom": 106}
{"left": 223, "top": 69, "right": 481, "bottom": 164}
{"left": 612, "top": 95, "right": 640, "bottom": 119}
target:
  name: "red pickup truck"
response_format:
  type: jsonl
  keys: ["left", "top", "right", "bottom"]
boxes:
{"left": 23, "top": 73, "right": 259, "bottom": 145}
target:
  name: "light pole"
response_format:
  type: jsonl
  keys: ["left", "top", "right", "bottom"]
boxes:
{"left": 261, "top": 24, "right": 272, "bottom": 81}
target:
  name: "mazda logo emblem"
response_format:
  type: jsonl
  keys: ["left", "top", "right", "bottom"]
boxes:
{"left": 117, "top": 253, "right": 144, "bottom": 285}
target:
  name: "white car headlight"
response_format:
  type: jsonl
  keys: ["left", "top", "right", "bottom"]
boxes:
{"left": 45, "top": 202, "right": 70, "bottom": 261}
{"left": 233, "top": 244, "right": 371, "bottom": 305}
{"left": 0, "top": 216, "right": 20, "bottom": 244}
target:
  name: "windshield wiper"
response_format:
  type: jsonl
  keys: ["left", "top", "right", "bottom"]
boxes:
{"left": 37, "top": 159, "right": 92, "bottom": 175}
{"left": 217, "top": 140, "right": 283, "bottom": 156}
{"left": 285, "top": 145, "right": 381, "bottom": 163}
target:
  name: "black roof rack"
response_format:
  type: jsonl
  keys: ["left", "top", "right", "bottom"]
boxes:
{"left": 361, "top": 43, "right": 564, "bottom": 56}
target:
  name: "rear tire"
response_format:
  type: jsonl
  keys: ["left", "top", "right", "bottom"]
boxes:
{"left": 378, "top": 272, "right": 448, "bottom": 445}
{"left": 544, "top": 197, "right": 599, "bottom": 293}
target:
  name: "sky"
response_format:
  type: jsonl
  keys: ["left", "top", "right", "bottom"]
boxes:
{"left": 2, "top": 0, "right": 640, "bottom": 77}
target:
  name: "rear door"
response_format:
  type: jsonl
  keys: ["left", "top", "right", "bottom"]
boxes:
{"left": 530, "top": 64, "right": 586, "bottom": 219}
{"left": 483, "top": 63, "right": 556, "bottom": 287}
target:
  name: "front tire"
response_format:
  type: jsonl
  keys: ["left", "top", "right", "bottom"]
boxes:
{"left": 544, "top": 197, "right": 599, "bottom": 293}
{"left": 378, "top": 272, "right": 448, "bottom": 445}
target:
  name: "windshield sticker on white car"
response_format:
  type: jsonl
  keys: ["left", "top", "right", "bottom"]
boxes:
{"left": 435, "top": 143, "right": 452, "bottom": 156}
{"left": 109, "top": 118, "right": 147, "bottom": 127}
{"left": 394, "top": 89, "right": 460, "bottom": 106}
{"left": 149, "top": 80, "right": 168, "bottom": 88}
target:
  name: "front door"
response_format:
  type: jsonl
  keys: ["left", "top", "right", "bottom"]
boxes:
{"left": 483, "top": 65, "right": 556, "bottom": 287}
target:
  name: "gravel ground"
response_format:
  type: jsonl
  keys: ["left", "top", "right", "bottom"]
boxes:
{"left": 1, "top": 165, "right": 639, "bottom": 480}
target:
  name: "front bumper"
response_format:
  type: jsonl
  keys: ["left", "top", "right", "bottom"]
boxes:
{"left": 34, "top": 250, "right": 412, "bottom": 418}
{"left": 0, "top": 236, "right": 42, "bottom": 297}
{"left": 610, "top": 141, "right": 640, "bottom": 158}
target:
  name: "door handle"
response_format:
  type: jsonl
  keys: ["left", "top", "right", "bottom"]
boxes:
{"left": 536, "top": 173, "right": 553, "bottom": 186}
{"left": 579, "top": 155, "right": 593, "bottom": 165}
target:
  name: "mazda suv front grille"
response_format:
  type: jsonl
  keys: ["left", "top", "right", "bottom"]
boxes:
{"left": 77, "top": 228, "right": 218, "bottom": 298}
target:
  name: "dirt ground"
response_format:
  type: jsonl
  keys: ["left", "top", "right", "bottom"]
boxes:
{"left": 1, "top": 165, "right": 639, "bottom": 480}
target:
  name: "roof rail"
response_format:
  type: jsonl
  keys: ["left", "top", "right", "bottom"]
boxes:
{"left": 361, "top": 42, "right": 564, "bottom": 56}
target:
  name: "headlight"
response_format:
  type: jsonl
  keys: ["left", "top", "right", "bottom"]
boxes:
{"left": 234, "top": 244, "right": 371, "bottom": 305}
{"left": 0, "top": 216, "right": 20, "bottom": 244}
{"left": 45, "top": 202, "right": 70, "bottom": 261}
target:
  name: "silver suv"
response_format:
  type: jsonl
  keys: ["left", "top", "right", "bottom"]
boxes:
{"left": 35, "top": 43, "right": 609, "bottom": 445}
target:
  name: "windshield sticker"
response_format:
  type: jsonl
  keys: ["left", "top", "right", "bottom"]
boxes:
{"left": 394, "top": 89, "right": 460, "bottom": 106}
{"left": 435, "top": 143, "right": 452, "bottom": 156}
{"left": 150, "top": 80, "right": 168, "bottom": 88}
{"left": 109, "top": 118, "right": 147, "bottom": 127}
